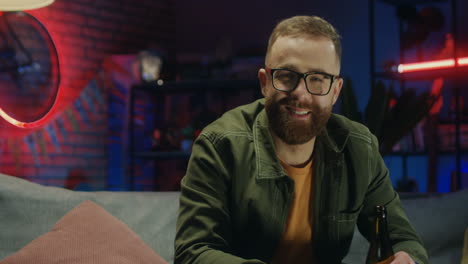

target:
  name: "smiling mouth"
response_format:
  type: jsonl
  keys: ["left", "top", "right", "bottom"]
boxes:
{"left": 291, "top": 110, "right": 309, "bottom": 115}
{"left": 286, "top": 106, "right": 311, "bottom": 117}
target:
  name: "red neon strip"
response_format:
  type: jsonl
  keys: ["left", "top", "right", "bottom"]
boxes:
{"left": 397, "top": 57, "right": 468, "bottom": 73}
{"left": 398, "top": 59, "right": 455, "bottom": 73}
{"left": 458, "top": 57, "right": 468, "bottom": 66}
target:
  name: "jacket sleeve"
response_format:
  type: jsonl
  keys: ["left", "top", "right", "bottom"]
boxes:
{"left": 174, "top": 134, "right": 266, "bottom": 264}
{"left": 356, "top": 134, "right": 429, "bottom": 264}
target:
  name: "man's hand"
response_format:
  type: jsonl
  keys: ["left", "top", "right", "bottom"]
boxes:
{"left": 390, "top": 251, "right": 416, "bottom": 264}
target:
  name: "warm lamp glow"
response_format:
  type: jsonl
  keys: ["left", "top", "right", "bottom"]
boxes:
{"left": 0, "top": 0, "right": 54, "bottom": 11}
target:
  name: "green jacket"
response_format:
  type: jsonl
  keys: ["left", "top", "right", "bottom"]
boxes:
{"left": 175, "top": 99, "right": 428, "bottom": 264}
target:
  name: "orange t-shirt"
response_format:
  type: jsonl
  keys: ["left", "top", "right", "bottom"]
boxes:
{"left": 271, "top": 158, "right": 314, "bottom": 264}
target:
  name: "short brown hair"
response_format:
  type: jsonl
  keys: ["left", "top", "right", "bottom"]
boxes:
{"left": 266, "top": 16, "right": 342, "bottom": 65}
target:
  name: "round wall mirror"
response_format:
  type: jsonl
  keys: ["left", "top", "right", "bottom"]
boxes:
{"left": 0, "top": 11, "right": 59, "bottom": 127}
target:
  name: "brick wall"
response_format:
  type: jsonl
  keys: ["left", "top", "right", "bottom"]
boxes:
{"left": 0, "top": 0, "right": 175, "bottom": 190}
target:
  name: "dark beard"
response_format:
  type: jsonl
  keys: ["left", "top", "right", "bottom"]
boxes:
{"left": 265, "top": 96, "right": 331, "bottom": 145}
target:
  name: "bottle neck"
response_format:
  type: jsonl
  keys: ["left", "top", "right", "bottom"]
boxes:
{"left": 366, "top": 205, "right": 395, "bottom": 264}
{"left": 376, "top": 207, "right": 394, "bottom": 259}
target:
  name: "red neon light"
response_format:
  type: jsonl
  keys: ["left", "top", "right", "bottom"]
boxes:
{"left": 397, "top": 57, "right": 468, "bottom": 73}
{"left": 458, "top": 57, "right": 468, "bottom": 66}
{"left": 0, "top": 107, "right": 51, "bottom": 128}
{"left": 0, "top": 108, "right": 27, "bottom": 128}
{"left": 398, "top": 59, "right": 455, "bottom": 73}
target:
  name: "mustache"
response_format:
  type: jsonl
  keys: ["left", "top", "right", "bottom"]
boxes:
{"left": 277, "top": 97, "right": 313, "bottom": 110}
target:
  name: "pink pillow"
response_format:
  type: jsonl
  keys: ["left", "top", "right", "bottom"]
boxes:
{"left": 0, "top": 200, "right": 168, "bottom": 264}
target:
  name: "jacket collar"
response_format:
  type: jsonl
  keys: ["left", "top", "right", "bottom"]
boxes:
{"left": 253, "top": 100, "right": 350, "bottom": 180}
{"left": 318, "top": 114, "right": 351, "bottom": 153}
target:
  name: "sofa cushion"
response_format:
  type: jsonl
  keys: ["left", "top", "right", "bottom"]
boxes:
{"left": 0, "top": 174, "right": 179, "bottom": 263}
{"left": 1, "top": 173, "right": 467, "bottom": 264}
{"left": 0, "top": 200, "right": 167, "bottom": 264}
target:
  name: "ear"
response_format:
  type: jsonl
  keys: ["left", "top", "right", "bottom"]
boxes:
{"left": 331, "top": 77, "right": 343, "bottom": 105}
{"left": 258, "top": 68, "right": 268, "bottom": 97}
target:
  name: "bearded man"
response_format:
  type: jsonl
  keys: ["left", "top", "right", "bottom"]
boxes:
{"left": 175, "top": 15, "right": 428, "bottom": 264}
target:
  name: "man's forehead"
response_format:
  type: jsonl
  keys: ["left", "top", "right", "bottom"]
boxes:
{"left": 271, "top": 35, "right": 335, "bottom": 53}
{"left": 267, "top": 35, "right": 340, "bottom": 73}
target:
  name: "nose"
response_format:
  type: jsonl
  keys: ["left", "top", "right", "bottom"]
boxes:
{"left": 290, "top": 77, "right": 310, "bottom": 98}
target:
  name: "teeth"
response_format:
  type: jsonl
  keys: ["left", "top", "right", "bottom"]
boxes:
{"left": 293, "top": 110, "right": 309, "bottom": 115}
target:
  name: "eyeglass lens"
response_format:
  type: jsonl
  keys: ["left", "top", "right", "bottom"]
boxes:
{"left": 272, "top": 69, "right": 331, "bottom": 94}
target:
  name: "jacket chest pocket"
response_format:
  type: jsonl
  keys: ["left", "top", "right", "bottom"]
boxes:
{"left": 322, "top": 205, "right": 362, "bottom": 246}
{"left": 316, "top": 209, "right": 360, "bottom": 264}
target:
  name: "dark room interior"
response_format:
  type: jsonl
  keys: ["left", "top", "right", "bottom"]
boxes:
{"left": 1, "top": 0, "right": 467, "bottom": 192}
{"left": 0, "top": 0, "right": 467, "bottom": 263}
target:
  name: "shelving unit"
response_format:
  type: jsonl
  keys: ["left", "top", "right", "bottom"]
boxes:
{"left": 368, "top": 0, "right": 467, "bottom": 192}
{"left": 128, "top": 79, "right": 260, "bottom": 190}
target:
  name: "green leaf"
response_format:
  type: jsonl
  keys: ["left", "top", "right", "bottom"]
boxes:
{"left": 365, "top": 80, "right": 389, "bottom": 140}
{"left": 342, "top": 78, "right": 438, "bottom": 156}
{"left": 340, "top": 77, "right": 362, "bottom": 123}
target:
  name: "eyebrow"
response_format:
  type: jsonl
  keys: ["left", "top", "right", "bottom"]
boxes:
{"left": 275, "top": 63, "right": 329, "bottom": 74}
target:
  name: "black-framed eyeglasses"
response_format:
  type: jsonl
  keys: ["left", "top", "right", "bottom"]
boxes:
{"left": 265, "top": 67, "right": 340, "bottom": 96}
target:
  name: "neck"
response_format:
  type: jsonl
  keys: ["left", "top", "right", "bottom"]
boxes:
{"left": 272, "top": 132, "right": 316, "bottom": 168}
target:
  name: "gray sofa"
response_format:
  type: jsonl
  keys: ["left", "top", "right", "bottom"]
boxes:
{"left": 0, "top": 173, "right": 467, "bottom": 264}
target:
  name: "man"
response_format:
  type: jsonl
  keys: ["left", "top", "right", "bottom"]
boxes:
{"left": 175, "top": 16, "right": 428, "bottom": 264}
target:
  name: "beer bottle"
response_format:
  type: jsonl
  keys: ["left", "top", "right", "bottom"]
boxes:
{"left": 365, "top": 205, "right": 395, "bottom": 264}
